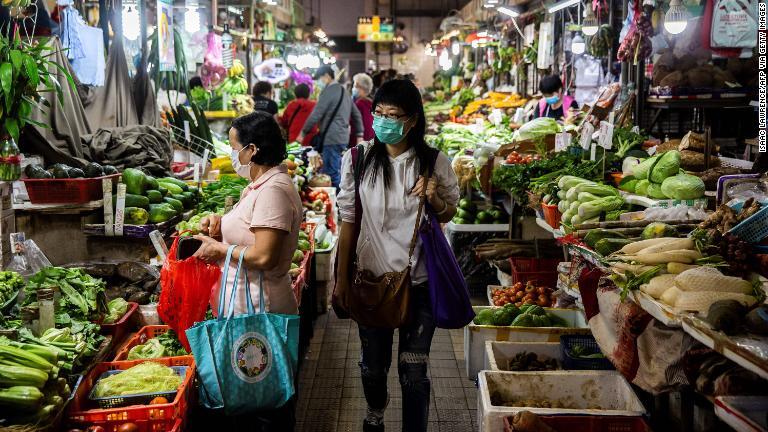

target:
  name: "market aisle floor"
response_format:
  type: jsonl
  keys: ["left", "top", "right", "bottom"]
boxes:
{"left": 296, "top": 310, "right": 478, "bottom": 432}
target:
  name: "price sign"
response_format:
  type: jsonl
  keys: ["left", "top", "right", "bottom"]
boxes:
{"left": 598, "top": 121, "right": 614, "bottom": 150}
{"left": 183, "top": 121, "right": 190, "bottom": 143}
{"left": 590, "top": 143, "right": 597, "bottom": 161}
{"left": 102, "top": 178, "right": 114, "bottom": 236}
{"left": 580, "top": 123, "right": 594, "bottom": 150}
{"left": 114, "top": 184, "right": 126, "bottom": 237}
{"left": 555, "top": 132, "right": 571, "bottom": 152}
{"left": 193, "top": 163, "right": 201, "bottom": 183}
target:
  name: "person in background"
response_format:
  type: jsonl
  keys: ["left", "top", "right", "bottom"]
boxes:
{"left": 194, "top": 111, "right": 301, "bottom": 431}
{"left": 189, "top": 76, "right": 204, "bottom": 91}
{"left": 280, "top": 84, "right": 317, "bottom": 147}
{"left": 335, "top": 79, "right": 460, "bottom": 432}
{"left": 534, "top": 75, "right": 578, "bottom": 120}
{"left": 252, "top": 81, "right": 279, "bottom": 118}
{"left": 350, "top": 73, "right": 375, "bottom": 147}
{"left": 298, "top": 65, "right": 364, "bottom": 188}
{"left": 372, "top": 71, "right": 385, "bottom": 96}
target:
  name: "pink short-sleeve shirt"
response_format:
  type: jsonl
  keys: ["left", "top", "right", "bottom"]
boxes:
{"left": 211, "top": 165, "right": 302, "bottom": 316}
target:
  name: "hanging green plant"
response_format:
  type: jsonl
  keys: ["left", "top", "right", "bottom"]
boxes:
{"left": 147, "top": 25, "right": 190, "bottom": 105}
{"left": 0, "top": 32, "right": 74, "bottom": 142}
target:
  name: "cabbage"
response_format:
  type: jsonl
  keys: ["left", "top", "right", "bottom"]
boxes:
{"left": 647, "top": 183, "right": 668, "bottom": 199}
{"left": 661, "top": 173, "right": 705, "bottom": 199}
{"left": 622, "top": 157, "right": 642, "bottom": 175}
{"left": 619, "top": 175, "right": 638, "bottom": 193}
{"left": 631, "top": 156, "right": 657, "bottom": 180}
{"left": 513, "top": 117, "right": 562, "bottom": 142}
{"left": 93, "top": 362, "right": 183, "bottom": 397}
{"left": 635, "top": 179, "right": 650, "bottom": 196}
{"left": 650, "top": 151, "right": 681, "bottom": 183}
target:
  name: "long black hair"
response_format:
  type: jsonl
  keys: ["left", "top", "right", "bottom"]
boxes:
{"left": 364, "top": 79, "right": 434, "bottom": 189}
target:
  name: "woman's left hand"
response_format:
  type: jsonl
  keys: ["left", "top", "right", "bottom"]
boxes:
{"left": 411, "top": 176, "right": 438, "bottom": 202}
{"left": 192, "top": 235, "right": 229, "bottom": 264}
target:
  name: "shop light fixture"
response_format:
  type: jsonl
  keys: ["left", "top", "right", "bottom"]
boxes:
{"left": 570, "top": 33, "right": 585, "bottom": 54}
{"left": 122, "top": 4, "right": 140, "bottom": 40}
{"left": 451, "top": 41, "right": 460, "bottom": 55}
{"left": 497, "top": 6, "right": 519, "bottom": 17}
{"left": 547, "top": 0, "right": 580, "bottom": 13}
{"left": 664, "top": 0, "right": 690, "bottom": 34}
{"left": 581, "top": 7, "right": 599, "bottom": 35}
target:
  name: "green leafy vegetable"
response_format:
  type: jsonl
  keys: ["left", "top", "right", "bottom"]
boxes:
{"left": 93, "top": 362, "right": 183, "bottom": 398}
{"left": 25, "top": 267, "right": 107, "bottom": 321}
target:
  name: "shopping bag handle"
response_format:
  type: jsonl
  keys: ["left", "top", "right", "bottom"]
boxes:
{"left": 217, "top": 245, "right": 255, "bottom": 318}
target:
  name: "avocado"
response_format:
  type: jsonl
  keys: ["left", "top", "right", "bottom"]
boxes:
{"left": 103, "top": 165, "right": 119, "bottom": 175}
{"left": 51, "top": 165, "right": 70, "bottom": 179}
{"left": 84, "top": 162, "right": 105, "bottom": 178}
{"left": 67, "top": 168, "right": 86, "bottom": 178}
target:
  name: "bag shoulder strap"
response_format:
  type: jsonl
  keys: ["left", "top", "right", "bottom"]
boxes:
{"left": 407, "top": 150, "right": 440, "bottom": 262}
{"left": 286, "top": 102, "right": 302, "bottom": 131}
{"left": 318, "top": 86, "right": 346, "bottom": 147}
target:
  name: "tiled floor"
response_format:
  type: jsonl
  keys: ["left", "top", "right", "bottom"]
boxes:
{"left": 296, "top": 310, "right": 478, "bottom": 432}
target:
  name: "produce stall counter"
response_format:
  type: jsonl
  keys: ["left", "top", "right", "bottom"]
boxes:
{"left": 13, "top": 199, "right": 105, "bottom": 213}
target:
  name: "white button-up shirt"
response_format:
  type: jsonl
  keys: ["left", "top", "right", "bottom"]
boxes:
{"left": 338, "top": 142, "right": 460, "bottom": 284}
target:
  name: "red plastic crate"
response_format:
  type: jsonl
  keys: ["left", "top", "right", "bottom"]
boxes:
{"left": 113, "top": 325, "right": 189, "bottom": 361}
{"left": 509, "top": 257, "right": 561, "bottom": 288}
{"left": 23, "top": 173, "right": 120, "bottom": 204}
{"left": 99, "top": 302, "right": 139, "bottom": 346}
{"left": 66, "top": 356, "right": 195, "bottom": 431}
{"left": 504, "top": 415, "right": 651, "bottom": 432}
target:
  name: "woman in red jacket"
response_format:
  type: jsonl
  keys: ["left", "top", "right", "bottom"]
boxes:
{"left": 280, "top": 84, "right": 318, "bottom": 146}
{"left": 349, "top": 73, "right": 375, "bottom": 147}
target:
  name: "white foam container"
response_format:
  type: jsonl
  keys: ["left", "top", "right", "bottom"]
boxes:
{"left": 465, "top": 306, "right": 589, "bottom": 380}
{"left": 715, "top": 396, "right": 768, "bottom": 432}
{"left": 484, "top": 341, "right": 561, "bottom": 371}
{"left": 477, "top": 370, "right": 646, "bottom": 432}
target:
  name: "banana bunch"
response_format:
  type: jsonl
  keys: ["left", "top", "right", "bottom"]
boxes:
{"left": 2, "top": 0, "right": 33, "bottom": 7}
{"left": 228, "top": 60, "right": 246, "bottom": 78}
{"left": 217, "top": 76, "right": 249, "bottom": 95}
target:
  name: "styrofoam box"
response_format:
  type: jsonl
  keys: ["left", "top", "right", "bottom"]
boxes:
{"left": 465, "top": 306, "right": 589, "bottom": 380}
{"left": 715, "top": 396, "right": 768, "bottom": 432}
{"left": 477, "top": 370, "right": 646, "bottom": 432}
{"left": 484, "top": 341, "right": 561, "bottom": 371}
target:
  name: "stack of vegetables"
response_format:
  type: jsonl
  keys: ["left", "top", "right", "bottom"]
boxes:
{"left": 198, "top": 176, "right": 248, "bottom": 212}
{"left": 462, "top": 92, "right": 527, "bottom": 116}
{"left": 472, "top": 304, "right": 568, "bottom": 327}
{"left": 621, "top": 150, "right": 706, "bottom": 200}
{"left": 0, "top": 270, "right": 24, "bottom": 308}
{"left": 127, "top": 330, "right": 187, "bottom": 360}
{"left": 0, "top": 334, "right": 73, "bottom": 425}
{"left": 557, "top": 176, "right": 625, "bottom": 226}
{"left": 289, "top": 230, "right": 312, "bottom": 279}
{"left": 120, "top": 169, "right": 200, "bottom": 225}
{"left": 452, "top": 199, "right": 508, "bottom": 225}
{"left": 91, "top": 362, "right": 183, "bottom": 398}
{"left": 490, "top": 282, "right": 555, "bottom": 308}
{"left": 24, "top": 162, "right": 119, "bottom": 180}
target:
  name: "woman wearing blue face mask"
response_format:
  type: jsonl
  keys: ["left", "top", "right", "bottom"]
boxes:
{"left": 335, "top": 79, "right": 460, "bottom": 432}
{"left": 349, "top": 73, "right": 375, "bottom": 147}
{"left": 534, "top": 75, "right": 578, "bottom": 120}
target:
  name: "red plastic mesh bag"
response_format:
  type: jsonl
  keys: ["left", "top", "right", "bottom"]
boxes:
{"left": 158, "top": 235, "right": 221, "bottom": 351}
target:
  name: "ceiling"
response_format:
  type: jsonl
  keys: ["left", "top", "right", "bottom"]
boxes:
{"left": 391, "top": 0, "right": 474, "bottom": 17}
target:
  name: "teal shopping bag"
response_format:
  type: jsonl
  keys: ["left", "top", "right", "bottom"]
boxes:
{"left": 186, "top": 245, "right": 299, "bottom": 415}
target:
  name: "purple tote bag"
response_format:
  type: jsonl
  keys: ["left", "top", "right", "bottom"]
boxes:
{"left": 419, "top": 206, "right": 475, "bottom": 329}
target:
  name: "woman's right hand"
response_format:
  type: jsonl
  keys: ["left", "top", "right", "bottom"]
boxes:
{"left": 200, "top": 214, "right": 222, "bottom": 238}
{"left": 334, "top": 276, "right": 349, "bottom": 310}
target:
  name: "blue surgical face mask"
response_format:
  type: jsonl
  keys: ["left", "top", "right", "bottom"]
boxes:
{"left": 373, "top": 115, "right": 408, "bottom": 145}
{"left": 352, "top": 87, "right": 360, "bottom": 98}
{"left": 545, "top": 94, "right": 560, "bottom": 105}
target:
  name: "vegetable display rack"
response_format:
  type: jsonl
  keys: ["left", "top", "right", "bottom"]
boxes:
{"left": 559, "top": 334, "right": 615, "bottom": 371}
{"left": 292, "top": 223, "right": 316, "bottom": 304}
{"left": 166, "top": 122, "right": 215, "bottom": 161}
{"left": 728, "top": 204, "right": 768, "bottom": 243}
{"left": 113, "top": 325, "right": 188, "bottom": 361}
{"left": 23, "top": 173, "right": 120, "bottom": 204}
{"left": 66, "top": 356, "right": 195, "bottom": 432}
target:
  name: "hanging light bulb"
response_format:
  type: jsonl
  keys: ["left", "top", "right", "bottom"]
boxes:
{"left": 451, "top": 41, "right": 460, "bottom": 56}
{"left": 184, "top": 6, "right": 201, "bottom": 33}
{"left": 664, "top": 0, "right": 690, "bottom": 34}
{"left": 581, "top": 7, "right": 599, "bottom": 36}
{"left": 122, "top": 4, "right": 140, "bottom": 41}
{"left": 571, "top": 34, "right": 586, "bottom": 54}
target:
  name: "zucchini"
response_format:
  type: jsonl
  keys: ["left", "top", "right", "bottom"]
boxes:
{"left": 0, "top": 386, "right": 44, "bottom": 412}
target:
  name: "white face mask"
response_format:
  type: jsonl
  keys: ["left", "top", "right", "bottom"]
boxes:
{"left": 231, "top": 147, "right": 253, "bottom": 179}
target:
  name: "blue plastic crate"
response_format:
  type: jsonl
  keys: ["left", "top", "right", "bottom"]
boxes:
{"left": 560, "top": 335, "right": 614, "bottom": 371}
{"left": 729, "top": 204, "right": 768, "bottom": 243}
{"left": 87, "top": 366, "right": 187, "bottom": 409}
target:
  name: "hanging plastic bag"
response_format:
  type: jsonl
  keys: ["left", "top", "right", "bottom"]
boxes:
{"left": 158, "top": 233, "right": 221, "bottom": 351}
{"left": 711, "top": 0, "right": 757, "bottom": 49}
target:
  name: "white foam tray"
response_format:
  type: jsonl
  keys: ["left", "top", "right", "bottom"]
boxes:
{"left": 484, "top": 341, "right": 561, "bottom": 371}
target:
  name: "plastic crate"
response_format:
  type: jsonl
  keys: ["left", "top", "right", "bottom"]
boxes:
{"left": 23, "top": 174, "right": 120, "bottom": 204}
{"left": 509, "top": 257, "right": 560, "bottom": 288}
{"left": 729, "top": 204, "right": 768, "bottom": 243}
{"left": 560, "top": 335, "right": 615, "bottom": 371}
{"left": 88, "top": 366, "right": 187, "bottom": 408}
{"left": 113, "top": 325, "right": 189, "bottom": 361}
{"left": 67, "top": 356, "right": 195, "bottom": 429}
{"left": 541, "top": 203, "right": 562, "bottom": 230}
{"left": 99, "top": 302, "right": 139, "bottom": 346}
{"left": 503, "top": 415, "right": 651, "bottom": 432}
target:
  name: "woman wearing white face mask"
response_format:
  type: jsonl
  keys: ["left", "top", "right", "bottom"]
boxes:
{"left": 195, "top": 111, "right": 302, "bottom": 321}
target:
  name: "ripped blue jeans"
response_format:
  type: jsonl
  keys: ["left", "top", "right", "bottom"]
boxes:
{"left": 358, "top": 284, "right": 435, "bottom": 432}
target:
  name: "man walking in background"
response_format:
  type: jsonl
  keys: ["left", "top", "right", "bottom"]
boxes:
{"left": 299, "top": 65, "right": 364, "bottom": 188}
